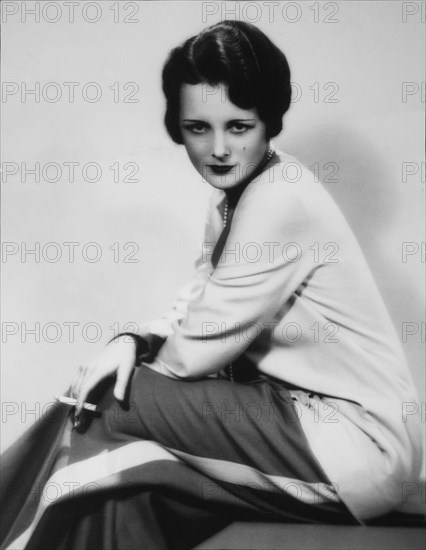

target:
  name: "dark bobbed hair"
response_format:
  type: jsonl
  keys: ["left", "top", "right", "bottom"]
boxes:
{"left": 162, "top": 20, "right": 292, "bottom": 144}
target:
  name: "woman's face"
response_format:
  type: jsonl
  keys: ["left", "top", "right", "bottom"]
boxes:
{"left": 179, "top": 83, "right": 269, "bottom": 190}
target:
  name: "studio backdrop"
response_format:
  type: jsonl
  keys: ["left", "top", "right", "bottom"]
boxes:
{"left": 1, "top": 0, "right": 425, "bottom": 472}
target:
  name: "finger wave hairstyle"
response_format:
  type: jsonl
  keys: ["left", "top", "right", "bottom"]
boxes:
{"left": 162, "top": 20, "right": 292, "bottom": 143}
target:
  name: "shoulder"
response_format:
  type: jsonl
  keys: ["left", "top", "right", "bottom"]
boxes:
{"left": 233, "top": 151, "right": 352, "bottom": 245}
{"left": 237, "top": 152, "right": 322, "bottom": 225}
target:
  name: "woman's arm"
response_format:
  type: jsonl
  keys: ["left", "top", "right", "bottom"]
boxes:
{"left": 71, "top": 191, "right": 223, "bottom": 412}
{"left": 144, "top": 180, "right": 318, "bottom": 379}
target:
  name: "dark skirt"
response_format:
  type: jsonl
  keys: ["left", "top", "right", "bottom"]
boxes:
{"left": 1, "top": 367, "right": 356, "bottom": 550}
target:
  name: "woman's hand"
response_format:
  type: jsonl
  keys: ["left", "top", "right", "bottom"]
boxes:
{"left": 71, "top": 335, "right": 137, "bottom": 418}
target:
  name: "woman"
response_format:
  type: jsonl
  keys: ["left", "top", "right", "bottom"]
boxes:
{"left": 1, "top": 20, "right": 423, "bottom": 550}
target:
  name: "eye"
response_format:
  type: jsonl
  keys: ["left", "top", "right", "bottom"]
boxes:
{"left": 182, "top": 122, "right": 207, "bottom": 135}
{"left": 229, "top": 122, "right": 252, "bottom": 134}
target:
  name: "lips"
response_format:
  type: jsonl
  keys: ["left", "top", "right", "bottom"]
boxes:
{"left": 207, "top": 165, "right": 235, "bottom": 175}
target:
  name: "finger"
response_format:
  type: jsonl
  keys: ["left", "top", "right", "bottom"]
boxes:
{"left": 70, "top": 365, "right": 83, "bottom": 396}
{"left": 113, "top": 361, "right": 135, "bottom": 401}
{"left": 71, "top": 365, "right": 87, "bottom": 398}
{"left": 75, "top": 365, "right": 91, "bottom": 400}
{"left": 75, "top": 366, "right": 104, "bottom": 415}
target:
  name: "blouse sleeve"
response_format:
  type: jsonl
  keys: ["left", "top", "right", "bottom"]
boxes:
{"left": 143, "top": 178, "right": 318, "bottom": 379}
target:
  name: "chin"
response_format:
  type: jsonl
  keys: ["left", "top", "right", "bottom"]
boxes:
{"left": 204, "top": 175, "right": 244, "bottom": 189}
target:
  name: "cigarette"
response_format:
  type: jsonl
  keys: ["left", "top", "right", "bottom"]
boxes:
{"left": 55, "top": 395, "right": 98, "bottom": 412}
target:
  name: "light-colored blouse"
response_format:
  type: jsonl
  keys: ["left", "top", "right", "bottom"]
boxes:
{"left": 138, "top": 151, "right": 423, "bottom": 522}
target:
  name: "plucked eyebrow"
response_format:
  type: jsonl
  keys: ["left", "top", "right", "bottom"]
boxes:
{"left": 181, "top": 118, "right": 256, "bottom": 123}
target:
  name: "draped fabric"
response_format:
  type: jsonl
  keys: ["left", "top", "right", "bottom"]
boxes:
{"left": 2, "top": 150, "right": 422, "bottom": 548}
{"left": 1, "top": 367, "right": 356, "bottom": 550}
{"left": 140, "top": 151, "right": 423, "bottom": 521}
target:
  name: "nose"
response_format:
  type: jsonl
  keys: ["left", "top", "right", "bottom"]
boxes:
{"left": 212, "top": 131, "right": 230, "bottom": 161}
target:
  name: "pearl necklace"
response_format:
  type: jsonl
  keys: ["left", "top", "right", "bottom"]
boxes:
{"left": 221, "top": 198, "right": 233, "bottom": 382}
{"left": 222, "top": 146, "right": 275, "bottom": 382}
{"left": 264, "top": 145, "right": 275, "bottom": 164}
{"left": 223, "top": 200, "right": 228, "bottom": 228}
{"left": 222, "top": 146, "right": 274, "bottom": 229}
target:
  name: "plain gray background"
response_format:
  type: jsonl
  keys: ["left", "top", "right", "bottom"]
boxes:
{"left": 1, "top": 0, "right": 425, "bottom": 481}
